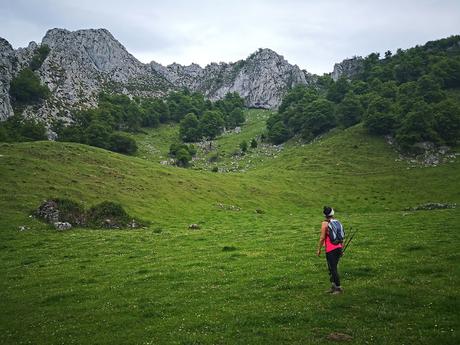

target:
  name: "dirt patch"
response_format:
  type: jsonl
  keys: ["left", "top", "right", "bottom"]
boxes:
{"left": 326, "top": 332, "right": 353, "bottom": 342}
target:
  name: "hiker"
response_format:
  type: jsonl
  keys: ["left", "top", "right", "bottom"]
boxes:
{"left": 317, "top": 206, "right": 343, "bottom": 294}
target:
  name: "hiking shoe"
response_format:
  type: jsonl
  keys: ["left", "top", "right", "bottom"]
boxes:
{"left": 325, "top": 287, "right": 335, "bottom": 293}
{"left": 331, "top": 287, "right": 343, "bottom": 295}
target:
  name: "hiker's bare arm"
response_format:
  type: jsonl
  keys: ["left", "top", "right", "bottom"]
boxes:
{"left": 317, "top": 223, "right": 327, "bottom": 256}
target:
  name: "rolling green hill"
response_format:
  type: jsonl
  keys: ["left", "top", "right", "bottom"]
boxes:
{"left": 0, "top": 111, "right": 459, "bottom": 345}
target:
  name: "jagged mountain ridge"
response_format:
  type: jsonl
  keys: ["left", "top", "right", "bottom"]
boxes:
{"left": 0, "top": 28, "right": 317, "bottom": 122}
{"left": 151, "top": 48, "right": 317, "bottom": 108}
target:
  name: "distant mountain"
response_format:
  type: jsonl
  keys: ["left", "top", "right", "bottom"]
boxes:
{"left": 150, "top": 48, "right": 316, "bottom": 108}
{"left": 0, "top": 28, "right": 316, "bottom": 123}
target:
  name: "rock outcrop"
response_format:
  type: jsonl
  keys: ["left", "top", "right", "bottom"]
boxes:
{"left": 151, "top": 48, "right": 317, "bottom": 108}
{"left": 0, "top": 28, "right": 318, "bottom": 123}
{"left": 0, "top": 38, "right": 16, "bottom": 120}
{"left": 331, "top": 56, "right": 364, "bottom": 81}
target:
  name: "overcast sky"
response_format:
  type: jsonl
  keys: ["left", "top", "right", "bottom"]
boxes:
{"left": 3, "top": 0, "right": 460, "bottom": 74}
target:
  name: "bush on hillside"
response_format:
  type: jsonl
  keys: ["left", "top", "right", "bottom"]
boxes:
{"left": 9, "top": 68, "right": 50, "bottom": 106}
{"left": 169, "top": 142, "right": 197, "bottom": 167}
{"left": 36, "top": 199, "right": 143, "bottom": 229}
{"left": 109, "top": 133, "right": 138, "bottom": 155}
{"left": 0, "top": 115, "right": 47, "bottom": 142}
{"left": 87, "top": 201, "right": 132, "bottom": 228}
{"left": 29, "top": 44, "right": 50, "bottom": 71}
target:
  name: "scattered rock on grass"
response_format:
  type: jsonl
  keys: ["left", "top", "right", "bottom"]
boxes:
{"left": 54, "top": 222, "right": 72, "bottom": 231}
{"left": 189, "top": 224, "right": 200, "bottom": 230}
{"left": 216, "top": 203, "right": 241, "bottom": 211}
{"left": 405, "top": 203, "right": 457, "bottom": 211}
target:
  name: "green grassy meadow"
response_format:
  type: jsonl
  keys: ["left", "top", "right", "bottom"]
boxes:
{"left": 0, "top": 110, "right": 459, "bottom": 344}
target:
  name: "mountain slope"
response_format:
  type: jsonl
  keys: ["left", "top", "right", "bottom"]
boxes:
{"left": 0, "top": 29, "right": 316, "bottom": 123}
{"left": 151, "top": 48, "right": 316, "bottom": 108}
{"left": 0, "top": 125, "right": 459, "bottom": 345}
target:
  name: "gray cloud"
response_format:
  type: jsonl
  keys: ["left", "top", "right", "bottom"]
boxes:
{"left": 2, "top": 0, "right": 460, "bottom": 74}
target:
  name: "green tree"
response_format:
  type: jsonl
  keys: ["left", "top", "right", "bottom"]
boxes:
{"left": 85, "top": 122, "right": 111, "bottom": 149}
{"left": 396, "top": 101, "right": 439, "bottom": 148}
{"left": 169, "top": 142, "right": 196, "bottom": 167}
{"left": 9, "top": 68, "right": 50, "bottom": 105}
{"left": 430, "top": 57, "right": 460, "bottom": 88}
{"left": 179, "top": 113, "right": 201, "bottom": 142}
{"left": 109, "top": 133, "right": 138, "bottom": 155}
{"left": 433, "top": 99, "right": 460, "bottom": 145}
{"left": 226, "top": 108, "right": 245, "bottom": 128}
{"left": 302, "top": 98, "right": 336, "bottom": 140}
{"left": 326, "top": 77, "right": 350, "bottom": 103}
{"left": 0, "top": 115, "right": 47, "bottom": 142}
{"left": 337, "top": 93, "right": 364, "bottom": 128}
{"left": 416, "top": 75, "right": 445, "bottom": 103}
{"left": 268, "top": 121, "right": 291, "bottom": 144}
{"left": 175, "top": 148, "right": 192, "bottom": 167}
{"left": 364, "top": 95, "right": 396, "bottom": 135}
{"left": 199, "top": 110, "right": 224, "bottom": 139}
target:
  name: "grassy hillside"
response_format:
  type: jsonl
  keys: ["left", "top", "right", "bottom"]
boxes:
{"left": 0, "top": 115, "right": 459, "bottom": 344}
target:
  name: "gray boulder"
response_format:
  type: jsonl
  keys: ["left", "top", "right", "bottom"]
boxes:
{"left": 54, "top": 222, "right": 72, "bottom": 231}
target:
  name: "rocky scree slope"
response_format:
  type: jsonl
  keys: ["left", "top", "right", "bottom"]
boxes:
{"left": 0, "top": 28, "right": 316, "bottom": 123}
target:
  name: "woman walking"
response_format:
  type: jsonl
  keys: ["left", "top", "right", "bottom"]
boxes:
{"left": 317, "top": 206, "right": 343, "bottom": 294}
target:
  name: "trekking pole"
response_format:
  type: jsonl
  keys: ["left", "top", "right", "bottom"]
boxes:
{"left": 343, "top": 227, "right": 358, "bottom": 254}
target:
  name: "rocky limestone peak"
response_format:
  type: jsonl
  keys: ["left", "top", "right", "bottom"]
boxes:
{"left": 247, "top": 48, "right": 285, "bottom": 61}
{"left": 331, "top": 56, "right": 364, "bottom": 81}
{"left": 42, "top": 28, "right": 143, "bottom": 77}
{"left": 0, "top": 38, "right": 15, "bottom": 120}
{"left": 0, "top": 38, "right": 14, "bottom": 54}
{"left": 0, "top": 27, "right": 320, "bottom": 124}
{"left": 152, "top": 47, "right": 315, "bottom": 109}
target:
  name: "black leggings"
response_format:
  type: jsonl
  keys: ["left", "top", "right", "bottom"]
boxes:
{"left": 326, "top": 248, "right": 342, "bottom": 286}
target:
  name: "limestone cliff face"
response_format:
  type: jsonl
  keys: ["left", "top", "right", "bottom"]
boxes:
{"left": 0, "top": 28, "right": 317, "bottom": 123}
{"left": 151, "top": 48, "right": 317, "bottom": 108}
{"left": 331, "top": 56, "right": 364, "bottom": 81}
{"left": 0, "top": 29, "right": 173, "bottom": 122}
{"left": 0, "top": 38, "right": 15, "bottom": 120}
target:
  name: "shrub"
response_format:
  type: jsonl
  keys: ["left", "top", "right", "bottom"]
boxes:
{"left": 9, "top": 68, "right": 50, "bottom": 105}
{"left": 239, "top": 140, "right": 248, "bottom": 153}
{"left": 0, "top": 115, "right": 47, "bottom": 142}
{"left": 169, "top": 143, "right": 196, "bottom": 167}
{"left": 250, "top": 138, "right": 258, "bottom": 148}
{"left": 29, "top": 44, "right": 50, "bottom": 71}
{"left": 175, "top": 148, "right": 192, "bottom": 167}
{"left": 87, "top": 201, "right": 131, "bottom": 228}
{"left": 109, "top": 133, "right": 138, "bottom": 155}
{"left": 36, "top": 199, "right": 142, "bottom": 229}
{"left": 199, "top": 110, "right": 225, "bottom": 139}
{"left": 52, "top": 198, "right": 86, "bottom": 225}
{"left": 268, "top": 121, "right": 290, "bottom": 144}
{"left": 85, "top": 121, "right": 111, "bottom": 149}
{"left": 179, "top": 113, "right": 201, "bottom": 142}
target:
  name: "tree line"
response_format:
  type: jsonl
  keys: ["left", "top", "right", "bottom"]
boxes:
{"left": 267, "top": 35, "right": 460, "bottom": 150}
{"left": 53, "top": 90, "right": 245, "bottom": 155}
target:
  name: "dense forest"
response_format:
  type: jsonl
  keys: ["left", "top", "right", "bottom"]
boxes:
{"left": 267, "top": 35, "right": 460, "bottom": 150}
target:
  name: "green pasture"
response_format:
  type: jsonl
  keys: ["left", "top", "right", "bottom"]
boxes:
{"left": 0, "top": 110, "right": 458, "bottom": 344}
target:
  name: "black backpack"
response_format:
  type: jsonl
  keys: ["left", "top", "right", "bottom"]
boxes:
{"left": 327, "top": 219, "right": 345, "bottom": 244}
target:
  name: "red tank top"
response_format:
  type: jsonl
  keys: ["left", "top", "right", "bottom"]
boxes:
{"left": 322, "top": 220, "right": 343, "bottom": 253}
